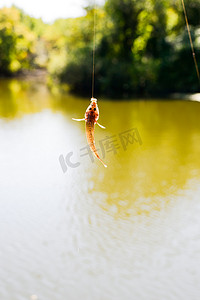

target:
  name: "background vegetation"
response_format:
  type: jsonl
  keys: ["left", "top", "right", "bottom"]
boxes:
{"left": 0, "top": 0, "right": 200, "bottom": 98}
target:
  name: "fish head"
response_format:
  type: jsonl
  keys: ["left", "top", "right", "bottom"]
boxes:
{"left": 85, "top": 97, "right": 99, "bottom": 121}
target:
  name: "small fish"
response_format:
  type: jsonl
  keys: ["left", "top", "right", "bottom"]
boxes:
{"left": 72, "top": 97, "right": 107, "bottom": 168}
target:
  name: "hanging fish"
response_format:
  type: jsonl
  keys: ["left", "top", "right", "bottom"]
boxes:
{"left": 72, "top": 97, "right": 107, "bottom": 168}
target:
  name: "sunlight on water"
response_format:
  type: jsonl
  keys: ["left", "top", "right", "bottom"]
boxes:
{"left": 1, "top": 79, "right": 200, "bottom": 300}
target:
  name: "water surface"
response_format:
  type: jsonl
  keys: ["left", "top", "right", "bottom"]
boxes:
{"left": 0, "top": 79, "right": 200, "bottom": 300}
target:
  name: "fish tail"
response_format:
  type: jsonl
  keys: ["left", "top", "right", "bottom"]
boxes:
{"left": 86, "top": 121, "right": 107, "bottom": 168}
{"left": 90, "top": 143, "right": 107, "bottom": 168}
{"left": 94, "top": 151, "right": 107, "bottom": 168}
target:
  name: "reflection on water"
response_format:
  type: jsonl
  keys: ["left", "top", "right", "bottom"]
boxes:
{"left": 1, "top": 78, "right": 200, "bottom": 300}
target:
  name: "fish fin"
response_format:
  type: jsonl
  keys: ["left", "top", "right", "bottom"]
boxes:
{"left": 72, "top": 118, "right": 85, "bottom": 121}
{"left": 97, "top": 156, "right": 107, "bottom": 168}
{"left": 97, "top": 122, "right": 106, "bottom": 129}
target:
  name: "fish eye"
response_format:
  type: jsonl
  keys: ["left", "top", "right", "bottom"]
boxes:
{"left": 89, "top": 108, "right": 92, "bottom": 110}
{"left": 94, "top": 108, "right": 96, "bottom": 111}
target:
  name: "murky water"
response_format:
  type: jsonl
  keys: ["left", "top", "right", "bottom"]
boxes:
{"left": 1, "top": 78, "right": 200, "bottom": 300}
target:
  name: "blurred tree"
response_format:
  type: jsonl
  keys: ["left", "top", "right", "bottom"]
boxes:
{"left": 59, "top": 0, "right": 200, "bottom": 97}
{"left": 0, "top": 27, "right": 16, "bottom": 75}
{"left": 58, "top": 7, "right": 107, "bottom": 95}
{"left": 0, "top": 1, "right": 199, "bottom": 97}
{"left": 0, "top": 6, "right": 47, "bottom": 75}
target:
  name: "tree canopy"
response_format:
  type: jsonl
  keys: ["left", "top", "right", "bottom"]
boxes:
{"left": 0, "top": 1, "right": 200, "bottom": 97}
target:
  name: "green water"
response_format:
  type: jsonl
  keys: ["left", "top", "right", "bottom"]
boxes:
{"left": 1, "top": 78, "right": 200, "bottom": 299}
{"left": 1, "top": 78, "right": 200, "bottom": 216}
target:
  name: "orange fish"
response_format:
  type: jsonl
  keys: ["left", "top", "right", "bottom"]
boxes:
{"left": 72, "top": 97, "right": 107, "bottom": 168}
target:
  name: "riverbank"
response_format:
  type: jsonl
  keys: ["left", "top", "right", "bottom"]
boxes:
{"left": 15, "top": 69, "right": 48, "bottom": 83}
{"left": 1, "top": 71, "right": 200, "bottom": 102}
{"left": 171, "top": 93, "right": 200, "bottom": 102}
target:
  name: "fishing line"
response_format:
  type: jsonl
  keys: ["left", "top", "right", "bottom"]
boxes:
{"left": 181, "top": 0, "right": 200, "bottom": 84}
{"left": 92, "top": 0, "right": 96, "bottom": 98}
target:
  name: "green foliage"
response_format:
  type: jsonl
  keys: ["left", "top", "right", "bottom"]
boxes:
{"left": 0, "top": 27, "right": 16, "bottom": 74}
{"left": 59, "top": 0, "right": 200, "bottom": 97}
{"left": 0, "top": 1, "right": 200, "bottom": 97}
{"left": 56, "top": 8, "right": 107, "bottom": 93}
{"left": 0, "top": 6, "right": 47, "bottom": 75}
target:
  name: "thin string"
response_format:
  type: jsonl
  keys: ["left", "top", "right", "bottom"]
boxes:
{"left": 181, "top": 0, "right": 200, "bottom": 84}
{"left": 92, "top": 1, "right": 96, "bottom": 98}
